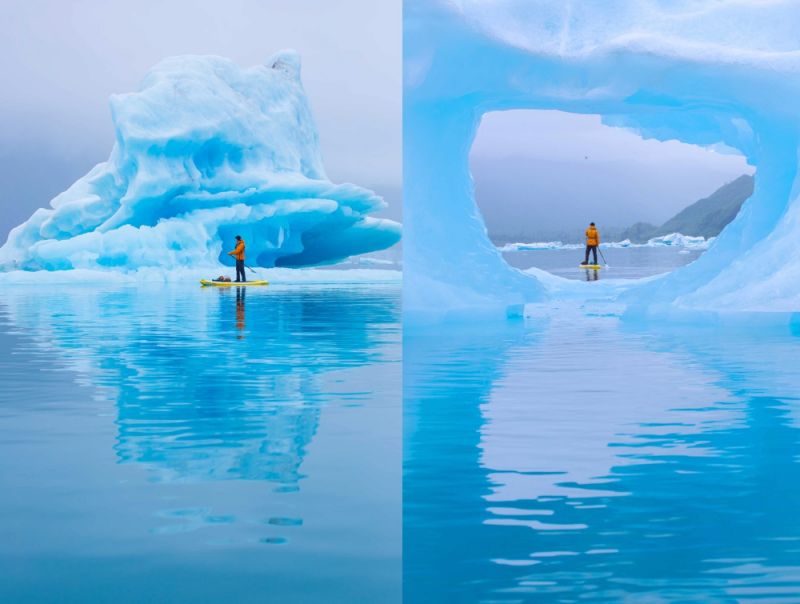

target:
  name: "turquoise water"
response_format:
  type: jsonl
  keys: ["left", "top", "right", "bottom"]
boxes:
{"left": 405, "top": 311, "right": 800, "bottom": 602}
{"left": 0, "top": 284, "right": 400, "bottom": 603}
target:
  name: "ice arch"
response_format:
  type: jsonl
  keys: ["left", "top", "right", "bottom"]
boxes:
{"left": 404, "top": 0, "right": 800, "bottom": 318}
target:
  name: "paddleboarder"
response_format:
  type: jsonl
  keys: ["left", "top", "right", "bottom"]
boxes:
{"left": 228, "top": 235, "right": 246, "bottom": 282}
{"left": 582, "top": 222, "right": 600, "bottom": 266}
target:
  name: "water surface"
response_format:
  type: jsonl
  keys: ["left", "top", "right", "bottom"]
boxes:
{"left": 0, "top": 283, "right": 400, "bottom": 603}
{"left": 502, "top": 247, "right": 703, "bottom": 280}
{"left": 405, "top": 311, "right": 800, "bottom": 602}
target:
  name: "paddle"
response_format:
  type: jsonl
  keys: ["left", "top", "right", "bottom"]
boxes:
{"left": 243, "top": 264, "right": 262, "bottom": 283}
{"left": 599, "top": 248, "right": 610, "bottom": 268}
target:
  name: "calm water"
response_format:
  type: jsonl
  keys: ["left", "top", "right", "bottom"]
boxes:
{"left": 0, "top": 284, "right": 400, "bottom": 603}
{"left": 405, "top": 311, "right": 800, "bottom": 602}
{"left": 502, "top": 247, "right": 704, "bottom": 280}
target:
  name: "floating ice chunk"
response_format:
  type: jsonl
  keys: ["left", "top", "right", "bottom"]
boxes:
{"left": 644, "top": 233, "right": 713, "bottom": 249}
{"left": 0, "top": 51, "right": 400, "bottom": 272}
{"left": 498, "top": 234, "right": 714, "bottom": 253}
{"left": 497, "top": 241, "right": 579, "bottom": 252}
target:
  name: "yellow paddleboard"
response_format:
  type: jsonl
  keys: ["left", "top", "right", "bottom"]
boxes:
{"left": 200, "top": 280, "right": 269, "bottom": 287}
{"left": 579, "top": 264, "right": 603, "bottom": 270}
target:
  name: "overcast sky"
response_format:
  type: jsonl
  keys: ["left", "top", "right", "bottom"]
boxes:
{"left": 0, "top": 3, "right": 754, "bottom": 245}
{"left": 0, "top": 0, "right": 400, "bottom": 240}
{"left": 471, "top": 110, "right": 754, "bottom": 239}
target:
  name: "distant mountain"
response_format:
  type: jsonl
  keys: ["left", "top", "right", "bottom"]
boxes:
{"left": 619, "top": 174, "right": 754, "bottom": 242}
{"left": 489, "top": 174, "right": 755, "bottom": 246}
{"left": 617, "top": 221, "right": 658, "bottom": 243}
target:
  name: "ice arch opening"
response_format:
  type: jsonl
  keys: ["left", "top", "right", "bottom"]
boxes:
{"left": 470, "top": 109, "right": 753, "bottom": 280}
{"left": 404, "top": 0, "right": 800, "bottom": 319}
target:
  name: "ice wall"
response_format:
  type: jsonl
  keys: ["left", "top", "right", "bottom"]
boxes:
{"left": 404, "top": 0, "right": 800, "bottom": 318}
{"left": 0, "top": 51, "right": 400, "bottom": 272}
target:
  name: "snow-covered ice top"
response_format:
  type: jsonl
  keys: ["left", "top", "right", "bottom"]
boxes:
{"left": 0, "top": 51, "right": 400, "bottom": 271}
{"left": 404, "top": 0, "right": 800, "bottom": 317}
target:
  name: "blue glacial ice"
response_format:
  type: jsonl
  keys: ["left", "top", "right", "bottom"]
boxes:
{"left": 0, "top": 51, "right": 400, "bottom": 274}
{"left": 404, "top": 0, "right": 800, "bottom": 318}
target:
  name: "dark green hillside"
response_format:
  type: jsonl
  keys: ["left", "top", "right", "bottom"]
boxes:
{"left": 620, "top": 174, "right": 754, "bottom": 242}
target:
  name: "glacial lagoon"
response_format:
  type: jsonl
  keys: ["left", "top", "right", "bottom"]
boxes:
{"left": 404, "top": 307, "right": 800, "bottom": 602}
{"left": 0, "top": 284, "right": 401, "bottom": 603}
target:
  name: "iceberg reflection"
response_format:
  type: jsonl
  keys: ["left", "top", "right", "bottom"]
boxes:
{"left": 0, "top": 285, "right": 398, "bottom": 489}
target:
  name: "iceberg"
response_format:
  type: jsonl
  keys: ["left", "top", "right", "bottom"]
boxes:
{"left": 404, "top": 1, "right": 800, "bottom": 318}
{"left": 0, "top": 51, "right": 400, "bottom": 272}
{"left": 639, "top": 234, "right": 712, "bottom": 250}
{"left": 498, "top": 234, "right": 714, "bottom": 253}
{"left": 497, "top": 241, "right": 576, "bottom": 252}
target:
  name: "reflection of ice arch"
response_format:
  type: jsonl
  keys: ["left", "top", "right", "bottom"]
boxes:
{"left": 479, "top": 316, "right": 737, "bottom": 506}
{"left": 476, "top": 317, "right": 800, "bottom": 598}
{"left": 405, "top": 1, "right": 800, "bottom": 318}
{"left": 0, "top": 286, "right": 398, "bottom": 486}
{"left": 405, "top": 315, "right": 800, "bottom": 600}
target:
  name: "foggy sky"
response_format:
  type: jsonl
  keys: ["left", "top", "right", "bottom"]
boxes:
{"left": 471, "top": 110, "right": 753, "bottom": 239}
{"left": 0, "top": 0, "right": 400, "bottom": 240}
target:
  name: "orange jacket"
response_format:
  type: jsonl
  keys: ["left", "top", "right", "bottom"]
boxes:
{"left": 585, "top": 226, "right": 599, "bottom": 247}
{"left": 228, "top": 239, "right": 245, "bottom": 261}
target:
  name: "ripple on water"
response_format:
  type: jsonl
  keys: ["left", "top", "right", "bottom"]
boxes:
{"left": 0, "top": 284, "right": 401, "bottom": 602}
{"left": 404, "top": 315, "right": 800, "bottom": 601}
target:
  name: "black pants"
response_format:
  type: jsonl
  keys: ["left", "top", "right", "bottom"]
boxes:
{"left": 584, "top": 245, "right": 598, "bottom": 264}
{"left": 235, "top": 259, "right": 246, "bottom": 282}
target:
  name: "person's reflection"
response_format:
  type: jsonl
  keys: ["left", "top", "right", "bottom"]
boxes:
{"left": 585, "top": 268, "right": 599, "bottom": 281}
{"left": 236, "top": 286, "right": 246, "bottom": 338}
